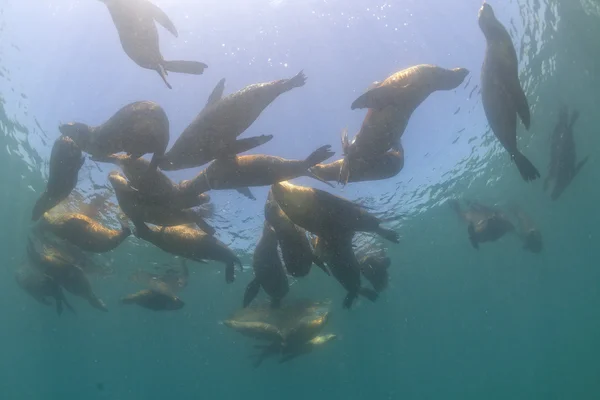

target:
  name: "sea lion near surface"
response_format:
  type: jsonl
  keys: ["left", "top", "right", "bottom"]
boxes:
{"left": 59, "top": 101, "right": 169, "bottom": 174}
{"left": 15, "top": 262, "right": 75, "bottom": 315}
{"left": 120, "top": 289, "right": 184, "bottom": 311}
{"left": 32, "top": 136, "right": 84, "bottom": 221}
{"left": 270, "top": 181, "right": 400, "bottom": 244}
{"left": 243, "top": 222, "right": 289, "bottom": 309}
{"left": 448, "top": 199, "right": 514, "bottom": 249}
{"left": 160, "top": 72, "right": 307, "bottom": 171}
{"left": 133, "top": 221, "right": 241, "bottom": 283}
{"left": 130, "top": 260, "right": 190, "bottom": 293}
{"left": 544, "top": 106, "right": 588, "bottom": 200}
{"left": 38, "top": 212, "right": 131, "bottom": 253}
{"left": 478, "top": 3, "right": 539, "bottom": 182}
{"left": 509, "top": 204, "right": 542, "bottom": 253}
{"left": 98, "top": 0, "right": 207, "bottom": 89}
{"left": 176, "top": 145, "right": 335, "bottom": 197}
{"left": 358, "top": 253, "right": 391, "bottom": 293}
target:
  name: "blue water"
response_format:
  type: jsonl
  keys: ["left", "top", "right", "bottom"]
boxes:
{"left": 2, "top": 0, "right": 600, "bottom": 398}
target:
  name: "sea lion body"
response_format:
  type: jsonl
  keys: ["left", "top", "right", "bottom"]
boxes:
{"left": 39, "top": 212, "right": 131, "bottom": 253}
{"left": 133, "top": 222, "right": 241, "bottom": 283}
{"left": 244, "top": 222, "right": 289, "bottom": 308}
{"left": 449, "top": 199, "right": 514, "bottom": 249}
{"left": 478, "top": 3, "right": 539, "bottom": 182}
{"left": 358, "top": 254, "right": 391, "bottom": 292}
{"left": 32, "top": 136, "right": 84, "bottom": 221}
{"left": 312, "top": 147, "right": 404, "bottom": 183}
{"left": 130, "top": 261, "right": 189, "bottom": 293}
{"left": 15, "top": 263, "right": 75, "bottom": 315}
{"left": 270, "top": 181, "right": 399, "bottom": 243}
{"left": 120, "top": 289, "right": 184, "bottom": 311}
{"left": 100, "top": 0, "right": 207, "bottom": 88}
{"left": 60, "top": 101, "right": 169, "bottom": 172}
{"left": 161, "top": 72, "right": 306, "bottom": 171}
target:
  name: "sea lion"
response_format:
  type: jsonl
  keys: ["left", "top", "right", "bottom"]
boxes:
{"left": 120, "top": 289, "right": 184, "bottom": 311}
{"left": 15, "top": 262, "right": 75, "bottom": 315}
{"left": 133, "top": 222, "right": 241, "bottom": 283}
{"left": 312, "top": 235, "right": 378, "bottom": 309}
{"left": 38, "top": 212, "right": 131, "bottom": 253}
{"left": 478, "top": 3, "right": 539, "bottom": 182}
{"left": 130, "top": 260, "right": 189, "bottom": 293}
{"left": 544, "top": 106, "right": 588, "bottom": 200}
{"left": 311, "top": 147, "right": 404, "bottom": 183}
{"left": 177, "top": 145, "right": 335, "bottom": 198}
{"left": 99, "top": 0, "right": 207, "bottom": 88}
{"left": 32, "top": 136, "right": 84, "bottom": 221}
{"left": 509, "top": 205, "right": 542, "bottom": 253}
{"left": 449, "top": 199, "right": 514, "bottom": 249}
{"left": 108, "top": 170, "right": 215, "bottom": 234}
{"left": 160, "top": 72, "right": 307, "bottom": 171}
{"left": 244, "top": 221, "right": 289, "bottom": 309}
{"left": 59, "top": 101, "right": 169, "bottom": 173}
{"left": 270, "top": 181, "right": 399, "bottom": 243}
{"left": 358, "top": 253, "right": 391, "bottom": 292}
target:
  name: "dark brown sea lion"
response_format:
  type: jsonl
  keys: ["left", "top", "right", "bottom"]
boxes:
{"left": 270, "top": 181, "right": 399, "bottom": 243}
{"left": 478, "top": 3, "right": 539, "bottom": 182}
{"left": 311, "top": 147, "right": 404, "bottom": 183}
{"left": 160, "top": 72, "right": 307, "bottom": 171}
{"left": 244, "top": 222, "right": 289, "bottom": 309}
{"left": 509, "top": 205, "right": 542, "bottom": 253}
{"left": 358, "top": 253, "right": 391, "bottom": 293}
{"left": 59, "top": 101, "right": 169, "bottom": 173}
{"left": 32, "top": 136, "right": 84, "bottom": 221}
{"left": 312, "top": 235, "right": 378, "bottom": 309}
{"left": 120, "top": 289, "right": 184, "bottom": 311}
{"left": 544, "top": 106, "right": 588, "bottom": 200}
{"left": 108, "top": 171, "right": 215, "bottom": 234}
{"left": 15, "top": 262, "right": 75, "bottom": 315}
{"left": 99, "top": 0, "right": 207, "bottom": 88}
{"left": 177, "top": 145, "right": 335, "bottom": 197}
{"left": 449, "top": 199, "right": 514, "bottom": 249}
{"left": 133, "top": 222, "right": 241, "bottom": 283}
{"left": 264, "top": 189, "right": 328, "bottom": 277}
{"left": 39, "top": 212, "right": 131, "bottom": 253}
{"left": 130, "top": 260, "right": 189, "bottom": 293}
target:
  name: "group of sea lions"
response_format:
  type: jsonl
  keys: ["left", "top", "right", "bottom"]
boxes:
{"left": 14, "top": 1, "right": 588, "bottom": 365}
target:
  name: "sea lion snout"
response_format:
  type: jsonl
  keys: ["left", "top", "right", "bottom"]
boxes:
{"left": 59, "top": 122, "right": 91, "bottom": 146}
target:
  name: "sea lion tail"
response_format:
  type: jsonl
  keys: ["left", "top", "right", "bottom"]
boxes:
{"left": 359, "top": 287, "right": 379, "bottom": 303}
{"left": 163, "top": 60, "right": 208, "bottom": 75}
{"left": 243, "top": 278, "right": 261, "bottom": 308}
{"left": 284, "top": 70, "right": 307, "bottom": 90}
{"left": 512, "top": 152, "right": 540, "bottom": 182}
{"left": 375, "top": 227, "right": 399, "bottom": 244}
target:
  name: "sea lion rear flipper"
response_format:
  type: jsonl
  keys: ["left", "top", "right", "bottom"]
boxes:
{"left": 195, "top": 218, "right": 216, "bottom": 236}
{"left": 359, "top": 287, "right": 379, "bottom": 303}
{"left": 313, "top": 257, "right": 330, "bottom": 276}
{"left": 62, "top": 294, "right": 76, "bottom": 315}
{"left": 304, "top": 145, "right": 335, "bottom": 168}
{"left": 350, "top": 84, "right": 411, "bottom": 110}
{"left": 375, "top": 227, "right": 399, "bottom": 244}
{"left": 146, "top": 0, "right": 179, "bottom": 37}
{"left": 243, "top": 278, "right": 261, "bottom": 308}
{"left": 155, "top": 65, "right": 172, "bottom": 89}
{"left": 163, "top": 60, "right": 208, "bottom": 75}
{"left": 342, "top": 292, "right": 358, "bottom": 309}
{"left": 205, "top": 78, "right": 226, "bottom": 108}
{"left": 467, "top": 224, "right": 479, "bottom": 250}
{"left": 512, "top": 151, "right": 540, "bottom": 182}
{"left": 229, "top": 135, "right": 274, "bottom": 156}
{"left": 236, "top": 187, "right": 256, "bottom": 200}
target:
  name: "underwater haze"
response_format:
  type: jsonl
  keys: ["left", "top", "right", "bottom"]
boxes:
{"left": 1, "top": 0, "right": 600, "bottom": 399}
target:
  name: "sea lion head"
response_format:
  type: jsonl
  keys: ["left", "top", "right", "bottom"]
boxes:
{"left": 59, "top": 122, "right": 92, "bottom": 148}
{"left": 108, "top": 170, "right": 129, "bottom": 191}
{"left": 478, "top": 3, "right": 501, "bottom": 39}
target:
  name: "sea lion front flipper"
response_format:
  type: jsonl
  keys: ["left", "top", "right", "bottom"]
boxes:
{"left": 236, "top": 187, "right": 256, "bottom": 200}
{"left": 306, "top": 168, "right": 335, "bottom": 188}
{"left": 503, "top": 75, "right": 530, "bottom": 130}
{"left": 359, "top": 287, "right": 379, "bottom": 302}
{"left": 313, "top": 257, "right": 330, "bottom": 276}
{"left": 205, "top": 78, "right": 226, "bottom": 108}
{"left": 342, "top": 292, "right": 358, "bottom": 309}
{"left": 146, "top": 0, "right": 178, "bottom": 37}
{"left": 163, "top": 60, "right": 208, "bottom": 75}
{"left": 243, "top": 278, "right": 261, "bottom": 308}
{"left": 374, "top": 227, "right": 399, "bottom": 244}
{"left": 350, "top": 83, "right": 411, "bottom": 110}
{"left": 88, "top": 294, "right": 108, "bottom": 312}
{"left": 228, "top": 135, "right": 274, "bottom": 156}
{"left": 194, "top": 218, "right": 216, "bottom": 236}
{"left": 61, "top": 294, "right": 76, "bottom": 315}
{"left": 512, "top": 151, "right": 540, "bottom": 182}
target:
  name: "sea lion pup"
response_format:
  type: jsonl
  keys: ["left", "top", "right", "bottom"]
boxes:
{"left": 108, "top": 171, "right": 215, "bottom": 234}
{"left": 448, "top": 199, "right": 514, "bottom": 249}
{"left": 312, "top": 235, "right": 378, "bottom": 309}
{"left": 98, "top": 0, "right": 207, "bottom": 89}
{"left": 311, "top": 147, "right": 404, "bottom": 183}
{"left": 15, "top": 262, "right": 75, "bottom": 315}
{"left": 244, "top": 221, "right": 290, "bottom": 309}
{"left": 264, "top": 189, "right": 328, "bottom": 277}
{"left": 478, "top": 3, "right": 539, "bottom": 182}
{"left": 59, "top": 101, "right": 169, "bottom": 173}
{"left": 26, "top": 238, "right": 107, "bottom": 311}
{"left": 38, "top": 212, "right": 131, "bottom": 253}
{"left": 544, "top": 106, "right": 588, "bottom": 200}
{"left": 160, "top": 72, "right": 307, "bottom": 171}
{"left": 509, "top": 205, "right": 542, "bottom": 253}
{"left": 176, "top": 145, "right": 335, "bottom": 197}
{"left": 270, "top": 181, "right": 399, "bottom": 243}
{"left": 133, "top": 221, "right": 241, "bottom": 283}
{"left": 358, "top": 252, "right": 391, "bottom": 293}
{"left": 32, "top": 136, "right": 84, "bottom": 221}
{"left": 120, "top": 289, "right": 184, "bottom": 311}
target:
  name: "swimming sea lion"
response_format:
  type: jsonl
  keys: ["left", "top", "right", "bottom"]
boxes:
{"left": 133, "top": 222, "right": 241, "bottom": 283}
{"left": 449, "top": 199, "right": 514, "bottom": 249}
{"left": 120, "top": 289, "right": 184, "bottom": 311}
{"left": 160, "top": 72, "right": 307, "bottom": 171}
{"left": 59, "top": 101, "right": 169, "bottom": 173}
{"left": 177, "top": 145, "right": 335, "bottom": 197}
{"left": 99, "top": 0, "right": 207, "bottom": 88}
{"left": 32, "top": 136, "right": 85, "bottom": 221}
{"left": 244, "top": 221, "right": 289, "bottom": 309}
{"left": 544, "top": 106, "right": 588, "bottom": 200}
{"left": 270, "top": 181, "right": 399, "bottom": 243}
{"left": 15, "top": 262, "right": 75, "bottom": 315}
{"left": 264, "top": 189, "right": 328, "bottom": 277}
{"left": 478, "top": 3, "right": 539, "bottom": 182}
{"left": 39, "top": 212, "right": 131, "bottom": 253}
{"left": 358, "top": 253, "right": 391, "bottom": 292}
{"left": 108, "top": 171, "right": 215, "bottom": 234}
{"left": 130, "top": 260, "right": 189, "bottom": 293}
{"left": 509, "top": 204, "right": 542, "bottom": 253}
